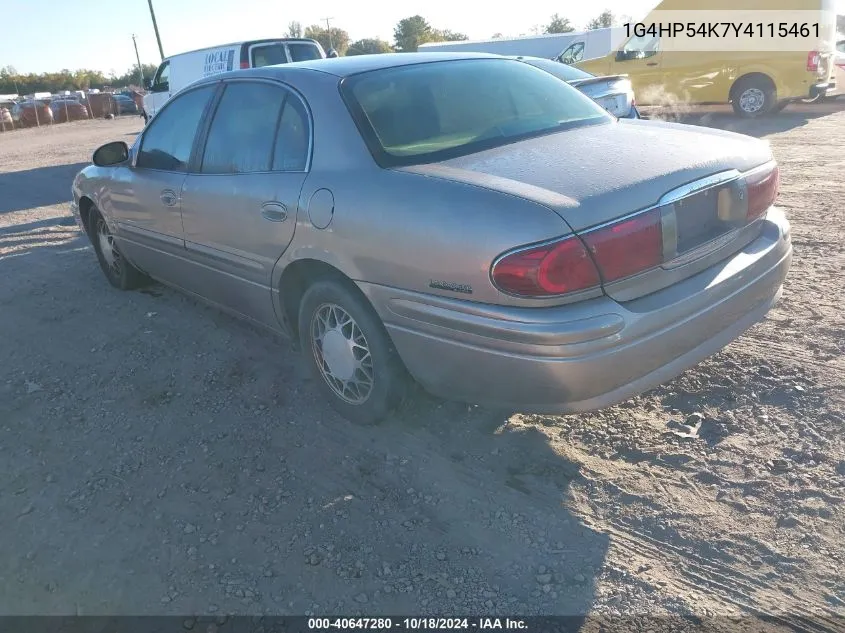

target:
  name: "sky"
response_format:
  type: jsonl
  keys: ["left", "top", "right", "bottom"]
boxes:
{"left": 2, "top": 0, "right": 658, "bottom": 74}
{"left": 2, "top": 0, "right": 843, "bottom": 75}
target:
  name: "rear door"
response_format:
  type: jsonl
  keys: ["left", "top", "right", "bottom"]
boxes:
{"left": 249, "top": 42, "right": 291, "bottom": 67}
{"left": 179, "top": 79, "right": 311, "bottom": 327}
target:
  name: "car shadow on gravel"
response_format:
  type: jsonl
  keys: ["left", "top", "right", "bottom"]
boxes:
{"left": 661, "top": 108, "right": 843, "bottom": 138}
{"left": 0, "top": 162, "right": 88, "bottom": 214}
{"left": 0, "top": 243, "right": 611, "bottom": 615}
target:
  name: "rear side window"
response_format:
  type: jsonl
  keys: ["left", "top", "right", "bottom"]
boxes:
{"left": 200, "top": 82, "right": 310, "bottom": 174}
{"left": 288, "top": 43, "right": 323, "bottom": 61}
{"left": 137, "top": 85, "right": 214, "bottom": 171}
{"left": 252, "top": 44, "right": 287, "bottom": 68}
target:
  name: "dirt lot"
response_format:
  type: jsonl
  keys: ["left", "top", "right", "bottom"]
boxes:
{"left": 1, "top": 110, "right": 843, "bottom": 626}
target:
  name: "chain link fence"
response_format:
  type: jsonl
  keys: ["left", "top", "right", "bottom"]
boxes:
{"left": 0, "top": 90, "right": 144, "bottom": 133}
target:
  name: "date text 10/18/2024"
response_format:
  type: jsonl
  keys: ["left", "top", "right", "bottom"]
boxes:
{"left": 308, "top": 618, "right": 528, "bottom": 631}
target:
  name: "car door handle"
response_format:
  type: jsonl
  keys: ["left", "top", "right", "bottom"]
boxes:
{"left": 160, "top": 189, "right": 179, "bottom": 207}
{"left": 647, "top": 62, "right": 659, "bottom": 67}
{"left": 261, "top": 202, "right": 288, "bottom": 222}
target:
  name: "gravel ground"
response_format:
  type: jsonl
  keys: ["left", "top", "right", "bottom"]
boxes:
{"left": 0, "top": 109, "right": 843, "bottom": 624}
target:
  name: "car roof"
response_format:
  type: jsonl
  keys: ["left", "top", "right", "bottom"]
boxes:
{"left": 237, "top": 52, "right": 506, "bottom": 79}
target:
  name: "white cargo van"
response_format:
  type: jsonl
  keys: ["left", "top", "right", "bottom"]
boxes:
{"left": 554, "top": 27, "right": 627, "bottom": 65}
{"left": 142, "top": 38, "right": 329, "bottom": 121}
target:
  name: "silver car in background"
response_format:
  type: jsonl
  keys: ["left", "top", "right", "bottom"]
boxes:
{"left": 510, "top": 55, "right": 640, "bottom": 119}
{"left": 72, "top": 53, "right": 791, "bottom": 424}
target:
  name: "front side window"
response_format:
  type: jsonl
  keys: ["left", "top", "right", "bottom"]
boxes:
{"left": 288, "top": 42, "right": 323, "bottom": 62}
{"left": 136, "top": 85, "right": 214, "bottom": 171}
{"left": 342, "top": 58, "right": 610, "bottom": 167}
{"left": 201, "top": 82, "right": 309, "bottom": 174}
{"left": 619, "top": 33, "right": 660, "bottom": 60}
{"left": 559, "top": 42, "right": 585, "bottom": 65}
{"left": 251, "top": 44, "right": 287, "bottom": 68}
{"left": 153, "top": 61, "right": 170, "bottom": 92}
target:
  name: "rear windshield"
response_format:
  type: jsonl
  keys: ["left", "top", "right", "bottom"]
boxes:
{"left": 341, "top": 58, "right": 610, "bottom": 167}
{"left": 521, "top": 58, "right": 594, "bottom": 82}
{"left": 252, "top": 44, "right": 286, "bottom": 67}
{"left": 288, "top": 42, "right": 323, "bottom": 61}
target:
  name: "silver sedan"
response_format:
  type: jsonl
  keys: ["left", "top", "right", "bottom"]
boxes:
{"left": 72, "top": 52, "right": 792, "bottom": 424}
{"left": 509, "top": 55, "right": 640, "bottom": 119}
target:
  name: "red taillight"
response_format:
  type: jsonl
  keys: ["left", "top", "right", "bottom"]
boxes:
{"left": 582, "top": 208, "right": 663, "bottom": 283}
{"left": 746, "top": 164, "right": 780, "bottom": 222}
{"left": 807, "top": 50, "right": 820, "bottom": 72}
{"left": 240, "top": 61, "right": 250, "bottom": 69}
{"left": 491, "top": 236, "right": 601, "bottom": 297}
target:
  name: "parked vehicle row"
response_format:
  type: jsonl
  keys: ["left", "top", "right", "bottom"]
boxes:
{"left": 73, "top": 52, "right": 791, "bottom": 424}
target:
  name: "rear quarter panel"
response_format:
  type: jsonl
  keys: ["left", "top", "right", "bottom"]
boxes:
{"left": 268, "top": 68, "right": 574, "bottom": 308}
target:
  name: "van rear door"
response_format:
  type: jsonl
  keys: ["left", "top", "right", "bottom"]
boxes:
{"left": 246, "top": 39, "right": 325, "bottom": 68}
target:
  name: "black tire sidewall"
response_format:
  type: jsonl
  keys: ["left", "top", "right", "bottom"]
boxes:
{"left": 90, "top": 210, "right": 141, "bottom": 290}
{"left": 298, "top": 280, "right": 407, "bottom": 425}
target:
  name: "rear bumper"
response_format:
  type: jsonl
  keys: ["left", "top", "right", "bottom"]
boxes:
{"left": 809, "top": 81, "right": 832, "bottom": 98}
{"left": 361, "top": 208, "right": 792, "bottom": 412}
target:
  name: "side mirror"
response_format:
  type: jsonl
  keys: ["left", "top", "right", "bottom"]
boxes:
{"left": 145, "top": 79, "right": 153, "bottom": 90}
{"left": 327, "top": 48, "right": 339, "bottom": 58}
{"left": 93, "top": 141, "right": 130, "bottom": 167}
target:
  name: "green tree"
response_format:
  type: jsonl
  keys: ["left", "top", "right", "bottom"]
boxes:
{"left": 347, "top": 38, "right": 394, "bottom": 55}
{"left": 394, "top": 15, "right": 434, "bottom": 52}
{"left": 431, "top": 29, "right": 468, "bottom": 42}
{"left": 287, "top": 21, "right": 303, "bottom": 38}
{"left": 544, "top": 13, "right": 575, "bottom": 34}
{"left": 837, "top": 14, "right": 844, "bottom": 35}
{"left": 586, "top": 9, "right": 616, "bottom": 30}
{"left": 304, "top": 24, "right": 351, "bottom": 55}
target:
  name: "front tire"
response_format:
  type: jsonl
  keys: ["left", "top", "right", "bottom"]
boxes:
{"left": 732, "top": 77, "right": 776, "bottom": 118}
{"left": 298, "top": 279, "right": 408, "bottom": 425}
{"left": 90, "top": 211, "right": 149, "bottom": 290}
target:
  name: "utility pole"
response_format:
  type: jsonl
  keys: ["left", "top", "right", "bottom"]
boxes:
{"left": 322, "top": 17, "right": 334, "bottom": 49}
{"left": 147, "top": 0, "right": 165, "bottom": 61}
{"left": 132, "top": 34, "right": 145, "bottom": 86}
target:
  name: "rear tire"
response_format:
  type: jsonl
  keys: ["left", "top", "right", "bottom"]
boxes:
{"left": 89, "top": 210, "right": 149, "bottom": 290}
{"left": 731, "top": 77, "right": 776, "bottom": 118}
{"left": 298, "top": 279, "right": 408, "bottom": 425}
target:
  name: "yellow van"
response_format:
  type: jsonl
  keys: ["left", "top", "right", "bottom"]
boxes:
{"left": 575, "top": 0, "right": 837, "bottom": 117}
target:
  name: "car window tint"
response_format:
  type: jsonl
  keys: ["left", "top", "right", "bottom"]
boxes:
{"left": 201, "top": 82, "right": 287, "bottom": 174}
{"left": 272, "top": 97, "right": 309, "bottom": 171}
{"left": 288, "top": 43, "right": 323, "bottom": 61}
{"left": 252, "top": 44, "right": 287, "bottom": 67}
{"left": 137, "top": 85, "right": 214, "bottom": 172}
{"left": 344, "top": 58, "right": 609, "bottom": 166}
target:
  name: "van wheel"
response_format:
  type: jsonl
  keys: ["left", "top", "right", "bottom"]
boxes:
{"left": 732, "top": 76, "right": 776, "bottom": 118}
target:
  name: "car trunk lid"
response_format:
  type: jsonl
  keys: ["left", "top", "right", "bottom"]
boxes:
{"left": 398, "top": 119, "right": 777, "bottom": 302}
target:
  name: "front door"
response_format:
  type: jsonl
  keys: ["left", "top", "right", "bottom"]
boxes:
{"left": 609, "top": 33, "right": 664, "bottom": 104}
{"left": 109, "top": 84, "right": 217, "bottom": 282}
{"left": 145, "top": 60, "right": 172, "bottom": 117}
{"left": 179, "top": 80, "right": 311, "bottom": 328}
